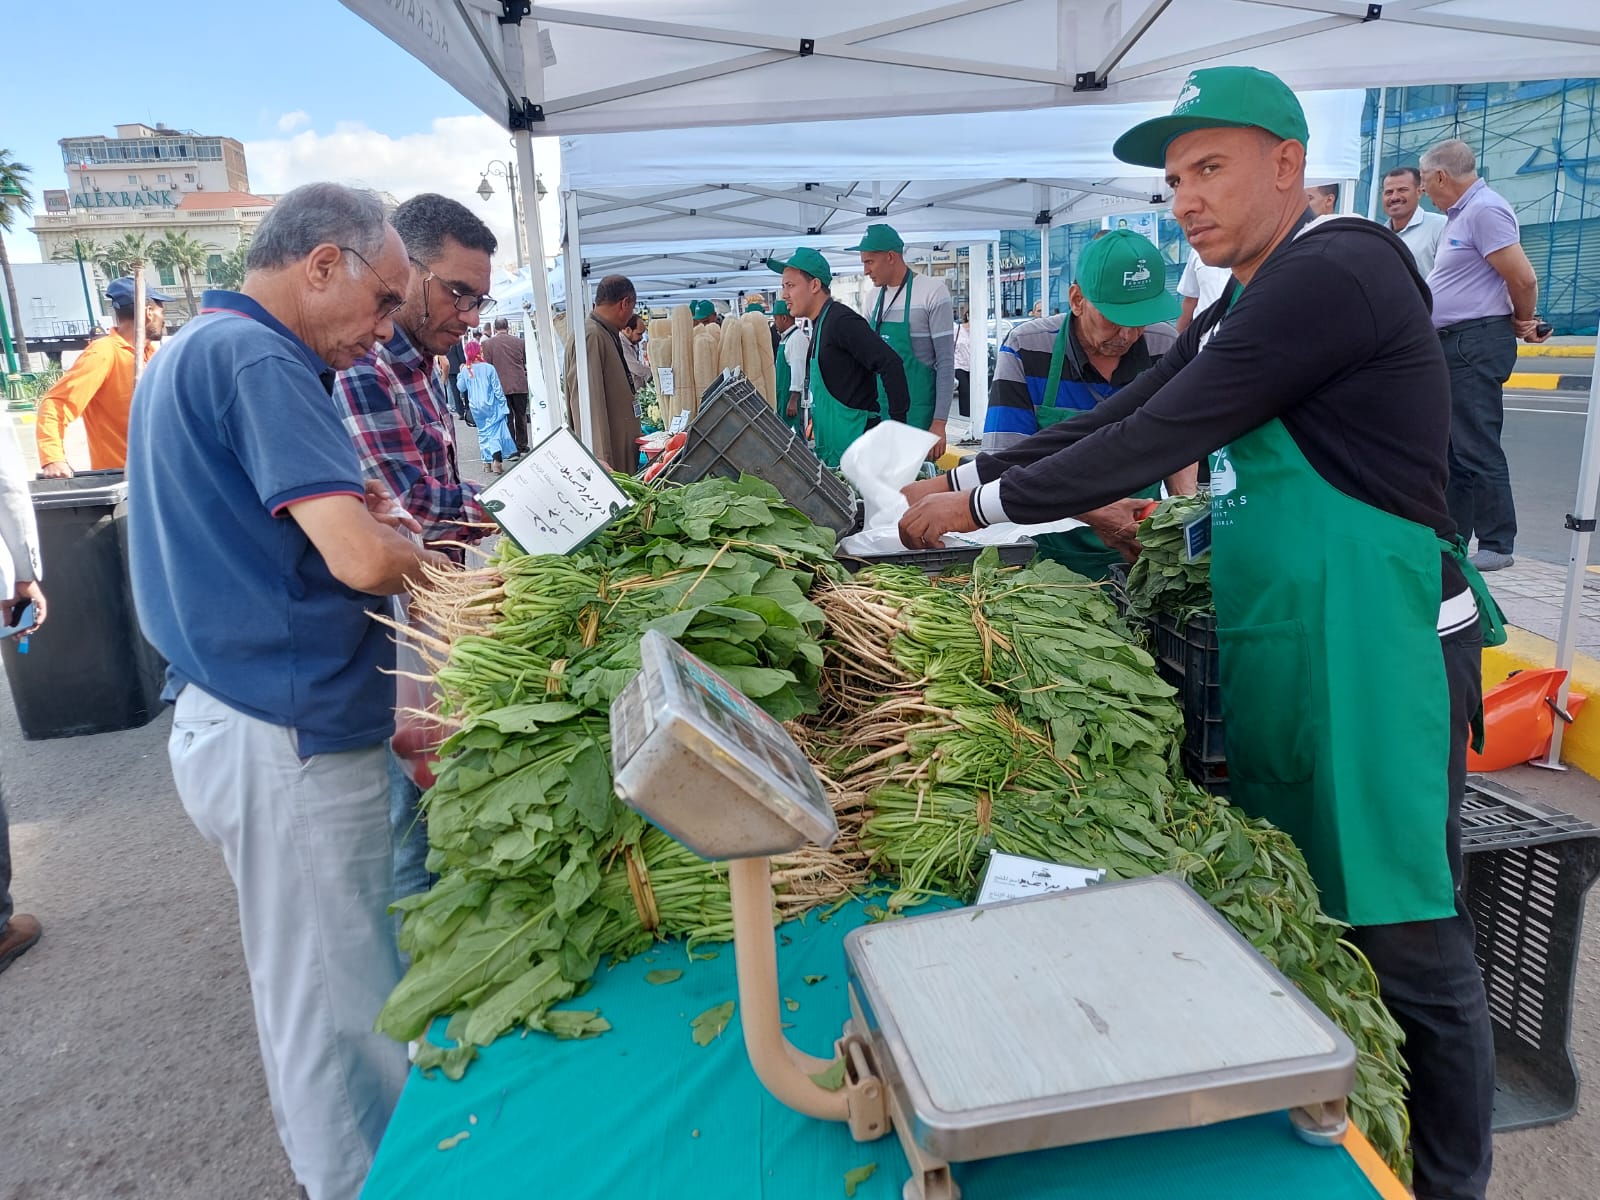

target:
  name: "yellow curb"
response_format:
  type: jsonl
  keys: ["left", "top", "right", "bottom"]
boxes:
{"left": 1520, "top": 345, "right": 1595, "bottom": 358}
{"left": 1482, "top": 626, "right": 1600, "bottom": 779}
{"left": 1508, "top": 372, "right": 1562, "bottom": 390}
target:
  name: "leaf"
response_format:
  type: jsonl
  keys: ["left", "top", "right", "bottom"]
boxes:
{"left": 413, "top": 1039, "right": 478, "bottom": 1081}
{"left": 803, "top": 974, "right": 827, "bottom": 985}
{"left": 810, "top": 1059, "right": 847, "bottom": 1090}
{"left": 843, "top": 1163, "right": 877, "bottom": 1196}
{"left": 645, "top": 969, "right": 684, "bottom": 985}
{"left": 784, "top": 997, "right": 800, "bottom": 1012}
{"left": 438, "top": 1131, "right": 471, "bottom": 1151}
{"left": 690, "top": 1000, "right": 736, "bottom": 1046}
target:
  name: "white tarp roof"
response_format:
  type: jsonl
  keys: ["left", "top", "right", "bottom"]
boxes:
{"left": 340, "top": 2, "right": 1600, "bottom": 136}
{"left": 558, "top": 91, "right": 1363, "bottom": 250}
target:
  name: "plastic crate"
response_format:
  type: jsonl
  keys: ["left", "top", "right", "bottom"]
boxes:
{"left": 1460, "top": 775, "right": 1600, "bottom": 1131}
{"left": 660, "top": 371, "right": 859, "bottom": 536}
{"left": 839, "top": 540, "right": 1036, "bottom": 576}
{"left": 1148, "top": 610, "right": 1224, "bottom": 768}
{"left": 1180, "top": 749, "right": 1229, "bottom": 797}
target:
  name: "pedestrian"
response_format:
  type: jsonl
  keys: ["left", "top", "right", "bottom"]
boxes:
{"left": 35, "top": 277, "right": 167, "bottom": 477}
{"left": 619, "top": 313, "right": 651, "bottom": 390}
{"left": 769, "top": 247, "right": 909, "bottom": 468}
{"left": 953, "top": 310, "right": 971, "bottom": 419}
{"left": 772, "top": 299, "right": 810, "bottom": 436}
{"left": 901, "top": 67, "right": 1500, "bottom": 1200}
{"left": 851, "top": 223, "right": 957, "bottom": 459}
{"left": 982, "top": 229, "right": 1186, "bottom": 579}
{"left": 1306, "top": 182, "right": 1339, "bottom": 216}
{"left": 444, "top": 333, "right": 473, "bottom": 425}
{"left": 126, "top": 182, "right": 451, "bottom": 1200}
{"left": 481, "top": 316, "right": 531, "bottom": 453}
{"left": 691, "top": 299, "right": 717, "bottom": 327}
{"left": 1382, "top": 165, "right": 1448, "bottom": 278}
{"left": 563, "top": 275, "right": 642, "bottom": 472}
{"left": 0, "top": 419, "right": 45, "bottom": 976}
{"left": 333, "top": 192, "right": 498, "bottom": 913}
{"left": 458, "top": 341, "right": 517, "bottom": 473}
{"left": 1176, "top": 252, "right": 1233, "bottom": 332}
{"left": 1422, "top": 137, "right": 1552, "bottom": 571}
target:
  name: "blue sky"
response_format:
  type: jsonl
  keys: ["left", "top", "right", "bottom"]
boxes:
{"left": 1, "top": 0, "right": 561, "bottom": 264}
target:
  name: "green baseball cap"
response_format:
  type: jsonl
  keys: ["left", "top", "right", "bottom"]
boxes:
{"left": 767, "top": 247, "right": 832, "bottom": 287}
{"left": 773, "top": 300, "right": 790, "bottom": 316}
{"left": 846, "top": 224, "right": 904, "bottom": 253}
{"left": 1074, "top": 230, "right": 1181, "bottom": 326}
{"left": 1112, "top": 66, "right": 1310, "bottom": 169}
{"left": 690, "top": 300, "right": 716, "bottom": 320}
{"left": 744, "top": 300, "right": 766, "bottom": 313}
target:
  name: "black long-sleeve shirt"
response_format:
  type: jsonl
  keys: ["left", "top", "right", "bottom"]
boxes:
{"left": 809, "top": 298, "right": 910, "bottom": 422}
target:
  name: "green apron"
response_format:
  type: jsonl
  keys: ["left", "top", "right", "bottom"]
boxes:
{"left": 872, "top": 275, "right": 937, "bottom": 429}
{"left": 1209, "top": 418, "right": 1456, "bottom": 926}
{"left": 1030, "top": 318, "right": 1162, "bottom": 581}
{"left": 809, "top": 302, "right": 872, "bottom": 469}
{"left": 775, "top": 326, "right": 806, "bottom": 436}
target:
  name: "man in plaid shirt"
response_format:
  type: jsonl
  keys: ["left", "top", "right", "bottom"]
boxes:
{"left": 335, "top": 194, "right": 499, "bottom": 567}
{"left": 333, "top": 193, "right": 500, "bottom": 915}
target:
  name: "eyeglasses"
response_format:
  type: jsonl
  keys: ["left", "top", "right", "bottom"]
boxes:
{"left": 340, "top": 246, "right": 406, "bottom": 319}
{"left": 410, "top": 256, "right": 495, "bottom": 315}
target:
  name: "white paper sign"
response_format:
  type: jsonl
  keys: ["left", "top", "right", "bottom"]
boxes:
{"left": 478, "top": 427, "right": 632, "bottom": 555}
{"left": 975, "top": 850, "right": 1105, "bottom": 905}
{"left": 669, "top": 411, "right": 690, "bottom": 434}
{"left": 659, "top": 367, "right": 675, "bottom": 396}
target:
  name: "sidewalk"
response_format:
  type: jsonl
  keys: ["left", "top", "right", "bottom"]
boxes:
{"left": 1488, "top": 555, "right": 1600, "bottom": 657}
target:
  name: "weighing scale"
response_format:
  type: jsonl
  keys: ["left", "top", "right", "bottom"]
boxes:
{"left": 611, "top": 632, "right": 1356, "bottom": 1200}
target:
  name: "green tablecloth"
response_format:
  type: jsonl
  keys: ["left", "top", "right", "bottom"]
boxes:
{"left": 364, "top": 898, "right": 1385, "bottom": 1200}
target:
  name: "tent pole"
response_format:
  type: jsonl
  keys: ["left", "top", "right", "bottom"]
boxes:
{"left": 514, "top": 130, "right": 563, "bottom": 437}
{"left": 1342, "top": 178, "right": 1358, "bottom": 215}
{"left": 563, "top": 188, "right": 597, "bottom": 453}
{"left": 1366, "top": 87, "right": 1388, "bottom": 221}
{"left": 1540, "top": 325, "right": 1600, "bottom": 766}
{"left": 968, "top": 241, "right": 990, "bottom": 439}
{"left": 1039, "top": 222, "right": 1050, "bottom": 315}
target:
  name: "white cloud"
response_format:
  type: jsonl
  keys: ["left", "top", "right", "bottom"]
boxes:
{"left": 275, "top": 110, "right": 311, "bottom": 133}
{"left": 243, "top": 117, "right": 562, "bottom": 274}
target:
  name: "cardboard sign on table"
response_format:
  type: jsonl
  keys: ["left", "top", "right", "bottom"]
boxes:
{"left": 478, "top": 427, "right": 631, "bottom": 555}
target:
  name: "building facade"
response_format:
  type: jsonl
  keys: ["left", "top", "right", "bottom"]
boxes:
{"left": 30, "top": 123, "right": 273, "bottom": 321}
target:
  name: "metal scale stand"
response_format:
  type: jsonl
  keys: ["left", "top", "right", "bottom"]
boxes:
{"left": 612, "top": 632, "right": 1356, "bottom": 1200}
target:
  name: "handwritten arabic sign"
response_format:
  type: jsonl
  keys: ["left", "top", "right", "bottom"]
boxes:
{"left": 478, "top": 427, "right": 631, "bottom": 555}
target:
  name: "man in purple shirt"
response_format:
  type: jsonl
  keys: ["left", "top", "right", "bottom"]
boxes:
{"left": 1422, "top": 138, "right": 1551, "bottom": 571}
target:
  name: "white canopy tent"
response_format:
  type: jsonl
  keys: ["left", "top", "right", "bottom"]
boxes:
{"left": 342, "top": 0, "right": 1600, "bottom": 760}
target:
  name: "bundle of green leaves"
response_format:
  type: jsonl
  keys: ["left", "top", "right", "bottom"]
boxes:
{"left": 1125, "top": 494, "right": 1214, "bottom": 624}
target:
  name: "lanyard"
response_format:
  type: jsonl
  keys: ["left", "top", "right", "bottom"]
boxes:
{"left": 871, "top": 275, "right": 912, "bottom": 332}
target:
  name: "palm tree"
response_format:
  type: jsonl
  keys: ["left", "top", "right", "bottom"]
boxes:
{"left": 0, "top": 149, "right": 34, "bottom": 362}
{"left": 149, "top": 231, "right": 215, "bottom": 321}
{"left": 100, "top": 232, "right": 150, "bottom": 284}
{"left": 211, "top": 236, "right": 251, "bottom": 291}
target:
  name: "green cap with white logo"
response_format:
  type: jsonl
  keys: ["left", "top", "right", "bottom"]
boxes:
{"left": 690, "top": 300, "right": 716, "bottom": 320}
{"left": 1112, "top": 65, "right": 1310, "bottom": 169}
{"left": 846, "top": 224, "right": 905, "bottom": 253}
{"left": 767, "top": 247, "right": 833, "bottom": 287}
{"left": 1074, "top": 230, "right": 1180, "bottom": 326}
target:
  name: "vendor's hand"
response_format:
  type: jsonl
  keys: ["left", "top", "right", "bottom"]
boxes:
{"left": 39, "top": 461, "right": 73, "bottom": 479}
{"left": 364, "top": 480, "right": 423, "bottom": 535}
{"left": 10, "top": 580, "right": 45, "bottom": 634}
{"left": 899, "top": 491, "right": 978, "bottom": 549}
{"left": 786, "top": 395, "right": 799, "bottom": 419}
{"left": 900, "top": 475, "right": 951, "bottom": 508}
{"left": 1515, "top": 316, "right": 1552, "bottom": 343}
{"left": 927, "top": 418, "right": 947, "bottom": 463}
{"left": 1080, "top": 498, "right": 1150, "bottom": 561}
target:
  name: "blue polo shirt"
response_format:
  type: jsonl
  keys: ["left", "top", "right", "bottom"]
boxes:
{"left": 127, "top": 289, "right": 395, "bottom": 756}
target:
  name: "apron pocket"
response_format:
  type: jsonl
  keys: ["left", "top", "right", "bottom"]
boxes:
{"left": 1218, "top": 618, "right": 1315, "bottom": 785}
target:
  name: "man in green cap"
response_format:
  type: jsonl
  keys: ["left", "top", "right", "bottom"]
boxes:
{"left": 769, "top": 247, "right": 908, "bottom": 467}
{"left": 850, "top": 223, "right": 956, "bottom": 459}
{"left": 690, "top": 299, "right": 717, "bottom": 326}
{"left": 900, "top": 65, "right": 1497, "bottom": 1200}
{"left": 771, "top": 299, "right": 810, "bottom": 436}
{"left": 981, "top": 229, "right": 1186, "bottom": 579}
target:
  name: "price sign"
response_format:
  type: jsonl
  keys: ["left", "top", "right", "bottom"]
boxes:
{"left": 975, "top": 850, "right": 1104, "bottom": 905}
{"left": 659, "top": 367, "right": 675, "bottom": 396}
{"left": 1183, "top": 503, "right": 1212, "bottom": 563}
{"left": 669, "top": 411, "right": 690, "bottom": 434}
{"left": 478, "top": 427, "right": 632, "bottom": 555}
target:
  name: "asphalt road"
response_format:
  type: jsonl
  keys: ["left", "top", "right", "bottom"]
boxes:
{"left": 1504, "top": 388, "right": 1600, "bottom": 566}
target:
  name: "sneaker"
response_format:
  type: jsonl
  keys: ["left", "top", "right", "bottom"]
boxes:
{"left": 1470, "top": 549, "right": 1515, "bottom": 572}
{"left": 0, "top": 913, "right": 42, "bottom": 974}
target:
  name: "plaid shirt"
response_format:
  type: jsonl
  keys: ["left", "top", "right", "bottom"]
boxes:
{"left": 333, "top": 326, "right": 488, "bottom": 562}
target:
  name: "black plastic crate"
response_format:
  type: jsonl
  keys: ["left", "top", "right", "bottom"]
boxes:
{"left": 1460, "top": 775, "right": 1600, "bottom": 1131}
{"left": 1158, "top": 658, "right": 1226, "bottom": 765}
{"left": 660, "top": 371, "right": 859, "bottom": 536}
{"left": 1181, "top": 749, "right": 1229, "bottom": 797}
{"left": 839, "top": 540, "right": 1036, "bottom": 577}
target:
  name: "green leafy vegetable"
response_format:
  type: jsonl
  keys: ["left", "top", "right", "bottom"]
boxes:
{"left": 690, "top": 1000, "right": 736, "bottom": 1047}
{"left": 843, "top": 1163, "right": 877, "bottom": 1196}
{"left": 645, "top": 969, "right": 684, "bottom": 986}
{"left": 810, "top": 1059, "right": 848, "bottom": 1091}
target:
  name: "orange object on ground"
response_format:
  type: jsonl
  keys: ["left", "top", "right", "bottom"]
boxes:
{"left": 1467, "top": 667, "right": 1589, "bottom": 771}
{"left": 35, "top": 330, "right": 154, "bottom": 470}
{"left": 1341, "top": 1124, "right": 1412, "bottom": 1200}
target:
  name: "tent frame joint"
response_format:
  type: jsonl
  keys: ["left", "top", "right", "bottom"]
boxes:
{"left": 1363, "top": 4, "right": 1382, "bottom": 20}
{"left": 799, "top": 38, "right": 815, "bottom": 57}
{"left": 1073, "top": 71, "right": 1108, "bottom": 93}
{"left": 1566, "top": 515, "right": 1596, "bottom": 533}
{"left": 498, "top": 0, "right": 531, "bottom": 24}
{"left": 1033, "top": 209, "right": 1051, "bottom": 226}
{"left": 509, "top": 97, "right": 545, "bottom": 128}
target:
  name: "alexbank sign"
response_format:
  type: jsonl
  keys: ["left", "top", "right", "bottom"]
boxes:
{"left": 72, "top": 189, "right": 177, "bottom": 210}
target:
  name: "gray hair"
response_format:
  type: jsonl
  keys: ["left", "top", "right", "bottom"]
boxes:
{"left": 246, "top": 183, "right": 388, "bottom": 272}
{"left": 1420, "top": 139, "right": 1477, "bottom": 180}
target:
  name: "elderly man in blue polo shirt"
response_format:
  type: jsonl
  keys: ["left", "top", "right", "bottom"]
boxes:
{"left": 127, "top": 183, "right": 452, "bottom": 1200}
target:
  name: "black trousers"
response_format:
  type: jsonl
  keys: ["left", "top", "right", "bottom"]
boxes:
{"left": 505, "top": 391, "right": 531, "bottom": 452}
{"left": 955, "top": 368, "right": 971, "bottom": 418}
{"left": 1347, "top": 619, "right": 1495, "bottom": 1200}
{"left": 1441, "top": 317, "right": 1519, "bottom": 555}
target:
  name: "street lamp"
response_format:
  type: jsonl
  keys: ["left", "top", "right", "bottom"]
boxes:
{"left": 477, "top": 160, "right": 548, "bottom": 272}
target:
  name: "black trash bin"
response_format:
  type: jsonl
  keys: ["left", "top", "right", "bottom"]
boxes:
{"left": 1, "top": 470, "right": 167, "bottom": 739}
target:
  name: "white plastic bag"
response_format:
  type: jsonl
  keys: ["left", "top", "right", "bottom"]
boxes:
{"left": 838, "top": 421, "right": 939, "bottom": 555}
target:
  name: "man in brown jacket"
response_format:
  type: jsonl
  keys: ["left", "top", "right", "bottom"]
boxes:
{"left": 480, "top": 317, "right": 531, "bottom": 453}
{"left": 563, "top": 274, "right": 641, "bottom": 472}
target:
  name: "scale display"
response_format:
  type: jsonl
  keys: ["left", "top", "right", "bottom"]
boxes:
{"left": 611, "top": 630, "right": 837, "bottom": 860}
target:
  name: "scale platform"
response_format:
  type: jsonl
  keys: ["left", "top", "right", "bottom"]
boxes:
{"left": 845, "top": 876, "right": 1356, "bottom": 1162}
